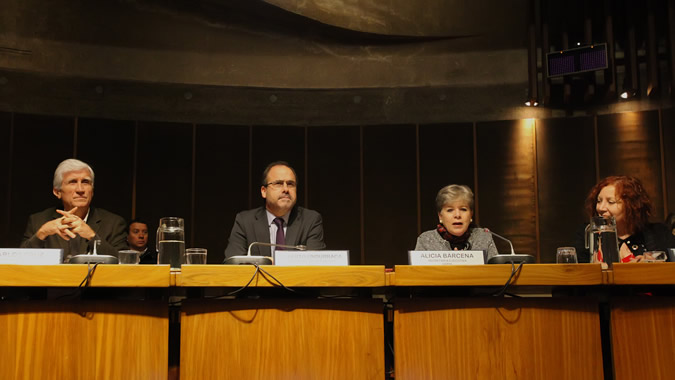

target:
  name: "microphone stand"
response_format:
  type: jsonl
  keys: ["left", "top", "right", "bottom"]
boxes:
{"left": 223, "top": 242, "right": 307, "bottom": 265}
{"left": 485, "top": 229, "right": 536, "bottom": 264}
{"left": 69, "top": 239, "right": 119, "bottom": 264}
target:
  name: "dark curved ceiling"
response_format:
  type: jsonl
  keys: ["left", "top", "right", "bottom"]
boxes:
{"left": 133, "top": 0, "right": 530, "bottom": 49}
{"left": 0, "top": 0, "right": 531, "bottom": 90}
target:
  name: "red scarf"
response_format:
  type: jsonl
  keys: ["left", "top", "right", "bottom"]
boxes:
{"left": 436, "top": 224, "right": 471, "bottom": 250}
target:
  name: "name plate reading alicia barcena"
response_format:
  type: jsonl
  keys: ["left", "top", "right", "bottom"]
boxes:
{"left": 274, "top": 250, "right": 350, "bottom": 266}
{"left": 408, "top": 250, "right": 485, "bottom": 265}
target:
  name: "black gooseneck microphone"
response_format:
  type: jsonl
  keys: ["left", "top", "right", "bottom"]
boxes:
{"left": 484, "top": 228, "right": 536, "bottom": 264}
{"left": 69, "top": 239, "right": 118, "bottom": 264}
{"left": 223, "top": 242, "right": 307, "bottom": 265}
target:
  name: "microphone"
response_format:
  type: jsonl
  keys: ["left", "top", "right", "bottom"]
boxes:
{"left": 69, "top": 239, "right": 118, "bottom": 264}
{"left": 223, "top": 242, "right": 307, "bottom": 265}
{"left": 484, "top": 228, "right": 536, "bottom": 264}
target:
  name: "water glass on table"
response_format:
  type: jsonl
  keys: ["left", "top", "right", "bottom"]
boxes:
{"left": 556, "top": 247, "right": 578, "bottom": 264}
{"left": 118, "top": 250, "right": 140, "bottom": 264}
{"left": 157, "top": 217, "right": 185, "bottom": 269}
{"left": 186, "top": 248, "right": 207, "bottom": 264}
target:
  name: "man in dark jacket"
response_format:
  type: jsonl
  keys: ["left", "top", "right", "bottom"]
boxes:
{"left": 224, "top": 161, "right": 326, "bottom": 258}
{"left": 21, "top": 158, "right": 127, "bottom": 262}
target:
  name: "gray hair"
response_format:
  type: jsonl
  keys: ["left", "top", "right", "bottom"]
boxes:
{"left": 435, "top": 184, "right": 474, "bottom": 213}
{"left": 53, "top": 159, "right": 95, "bottom": 190}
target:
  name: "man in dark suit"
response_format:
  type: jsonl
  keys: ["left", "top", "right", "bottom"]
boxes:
{"left": 127, "top": 218, "right": 158, "bottom": 264}
{"left": 224, "top": 161, "right": 326, "bottom": 258}
{"left": 21, "top": 158, "right": 127, "bottom": 262}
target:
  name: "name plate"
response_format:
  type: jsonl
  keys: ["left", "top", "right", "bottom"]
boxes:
{"left": 0, "top": 248, "right": 63, "bottom": 265}
{"left": 408, "top": 250, "right": 485, "bottom": 265}
{"left": 274, "top": 250, "right": 349, "bottom": 266}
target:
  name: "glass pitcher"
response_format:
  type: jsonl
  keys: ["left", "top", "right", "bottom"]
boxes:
{"left": 156, "top": 217, "right": 185, "bottom": 269}
{"left": 585, "top": 216, "right": 619, "bottom": 268}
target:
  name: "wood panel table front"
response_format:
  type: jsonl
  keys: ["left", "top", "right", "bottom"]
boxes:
{"left": 393, "top": 264, "right": 605, "bottom": 380}
{"left": 177, "top": 266, "right": 386, "bottom": 380}
{"left": 0, "top": 265, "right": 171, "bottom": 380}
{"left": 609, "top": 263, "right": 675, "bottom": 380}
{"left": 6, "top": 262, "right": 674, "bottom": 379}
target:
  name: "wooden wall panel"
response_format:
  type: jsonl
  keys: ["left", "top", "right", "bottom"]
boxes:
{"left": 77, "top": 118, "right": 135, "bottom": 222}
{"left": 363, "top": 125, "right": 417, "bottom": 266}
{"left": 536, "top": 117, "right": 596, "bottom": 262}
{"left": 251, "top": 126, "right": 306, "bottom": 209}
{"left": 307, "top": 126, "right": 361, "bottom": 263}
{"left": 0, "top": 113, "right": 10, "bottom": 247}
{"left": 597, "top": 111, "right": 665, "bottom": 220}
{"left": 136, "top": 121, "right": 193, "bottom": 246}
{"left": 476, "top": 119, "right": 537, "bottom": 257}
{"left": 3, "top": 108, "right": 673, "bottom": 258}
{"left": 660, "top": 109, "right": 675, "bottom": 218}
{"left": 9, "top": 114, "right": 74, "bottom": 247}
{"left": 418, "top": 123, "right": 474, "bottom": 232}
{"left": 193, "top": 125, "right": 249, "bottom": 264}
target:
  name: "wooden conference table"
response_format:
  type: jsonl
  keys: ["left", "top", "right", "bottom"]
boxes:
{"left": 608, "top": 263, "right": 675, "bottom": 380}
{"left": 392, "top": 264, "right": 605, "bottom": 379}
{"left": 0, "top": 264, "right": 171, "bottom": 380}
{"left": 176, "top": 265, "right": 386, "bottom": 380}
{"left": 392, "top": 263, "right": 675, "bottom": 380}
{"left": 2, "top": 263, "right": 675, "bottom": 380}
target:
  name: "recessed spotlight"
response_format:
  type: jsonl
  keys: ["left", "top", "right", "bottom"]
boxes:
{"left": 620, "top": 90, "right": 636, "bottom": 99}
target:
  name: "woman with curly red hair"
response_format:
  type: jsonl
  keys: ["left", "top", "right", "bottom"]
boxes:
{"left": 574, "top": 176, "right": 675, "bottom": 263}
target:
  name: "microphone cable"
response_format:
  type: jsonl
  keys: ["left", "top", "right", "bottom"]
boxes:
{"left": 493, "top": 261, "right": 525, "bottom": 297}
{"left": 56, "top": 262, "right": 102, "bottom": 300}
{"left": 255, "top": 264, "right": 301, "bottom": 295}
{"left": 194, "top": 264, "right": 360, "bottom": 301}
{"left": 255, "top": 265, "right": 361, "bottom": 299}
{"left": 79, "top": 262, "right": 101, "bottom": 288}
{"left": 194, "top": 264, "right": 262, "bottom": 303}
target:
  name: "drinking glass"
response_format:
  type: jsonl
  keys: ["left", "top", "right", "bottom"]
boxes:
{"left": 186, "top": 248, "right": 207, "bottom": 264}
{"left": 556, "top": 247, "right": 578, "bottom": 263}
{"left": 118, "top": 250, "right": 140, "bottom": 264}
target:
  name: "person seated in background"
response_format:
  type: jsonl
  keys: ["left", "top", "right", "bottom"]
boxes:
{"left": 21, "top": 158, "right": 127, "bottom": 262}
{"left": 574, "top": 176, "right": 675, "bottom": 263}
{"left": 666, "top": 213, "right": 675, "bottom": 236}
{"left": 127, "top": 218, "right": 157, "bottom": 264}
{"left": 415, "top": 184, "right": 498, "bottom": 263}
{"left": 224, "top": 161, "right": 326, "bottom": 259}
